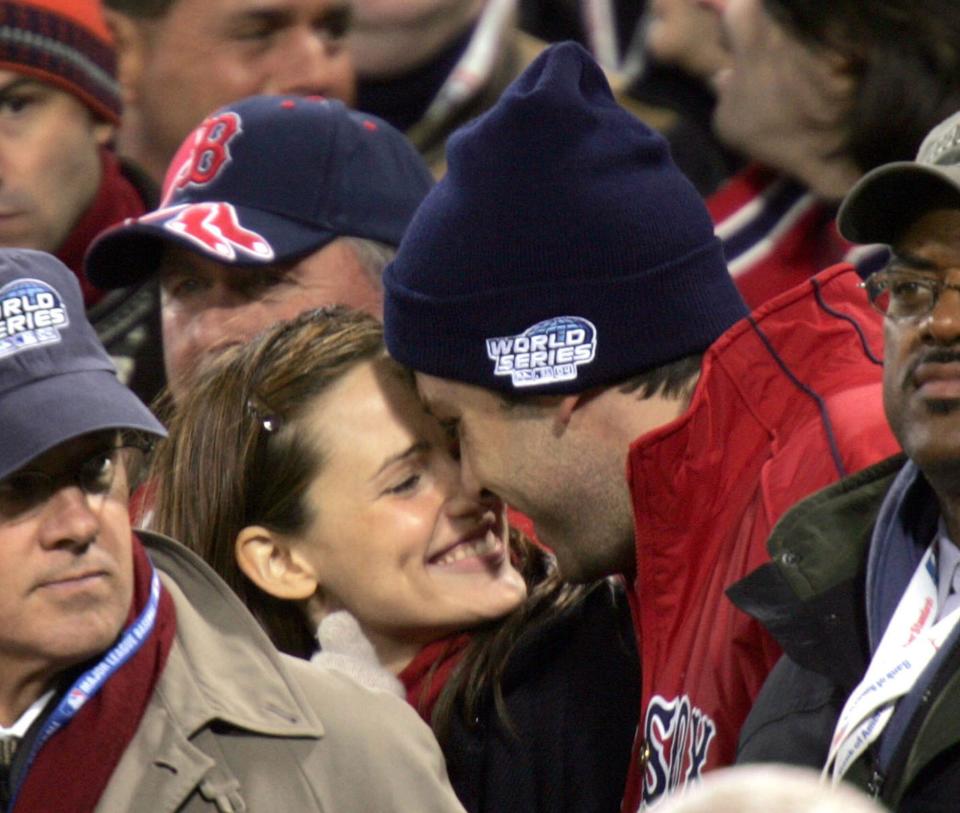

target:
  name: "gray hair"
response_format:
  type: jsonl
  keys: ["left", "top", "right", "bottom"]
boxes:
{"left": 102, "top": 0, "right": 175, "bottom": 17}
{"left": 655, "top": 765, "right": 888, "bottom": 813}
{"left": 339, "top": 237, "right": 396, "bottom": 289}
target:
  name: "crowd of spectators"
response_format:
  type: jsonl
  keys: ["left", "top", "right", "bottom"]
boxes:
{"left": 2, "top": 1, "right": 960, "bottom": 811}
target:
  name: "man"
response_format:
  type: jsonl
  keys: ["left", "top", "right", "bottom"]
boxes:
{"left": 732, "top": 112, "right": 960, "bottom": 809}
{"left": 629, "top": 0, "right": 741, "bottom": 196}
{"left": 102, "top": 0, "right": 356, "bottom": 182}
{"left": 348, "top": 0, "right": 675, "bottom": 174}
{"left": 0, "top": 249, "right": 467, "bottom": 811}
{"left": 704, "top": 0, "right": 960, "bottom": 307}
{"left": 86, "top": 93, "right": 433, "bottom": 404}
{"left": 0, "top": 0, "right": 163, "bottom": 403}
{"left": 381, "top": 42, "right": 900, "bottom": 807}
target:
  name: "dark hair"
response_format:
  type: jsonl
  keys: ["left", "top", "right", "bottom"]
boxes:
{"left": 102, "top": 0, "right": 175, "bottom": 16}
{"left": 150, "top": 306, "right": 384, "bottom": 656}
{"left": 430, "top": 534, "right": 590, "bottom": 743}
{"left": 619, "top": 353, "right": 702, "bottom": 401}
{"left": 763, "top": 0, "right": 960, "bottom": 171}
{"left": 500, "top": 353, "right": 702, "bottom": 408}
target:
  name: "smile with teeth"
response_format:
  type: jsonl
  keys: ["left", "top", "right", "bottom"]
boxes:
{"left": 432, "top": 531, "right": 501, "bottom": 566}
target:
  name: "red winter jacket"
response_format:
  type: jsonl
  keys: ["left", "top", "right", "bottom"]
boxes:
{"left": 620, "top": 263, "right": 901, "bottom": 810}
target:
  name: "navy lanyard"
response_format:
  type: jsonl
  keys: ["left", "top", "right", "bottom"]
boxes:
{"left": 8, "top": 564, "right": 161, "bottom": 810}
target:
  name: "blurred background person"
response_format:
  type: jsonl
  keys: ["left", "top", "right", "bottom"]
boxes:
{"left": 0, "top": 0, "right": 164, "bottom": 403}
{"left": 148, "top": 307, "right": 640, "bottom": 813}
{"left": 634, "top": 0, "right": 742, "bottom": 195}
{"left": 102, "top": 0, "right": 356, "bottom": 182}
{"left": 706, "top": 0, "right": 960, "bottom": 307}
{"left": 348, "top": 0, "right": 675, "bottom": 173}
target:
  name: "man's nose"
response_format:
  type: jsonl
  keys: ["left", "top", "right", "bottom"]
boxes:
{"left": 37, "top": 486, "right": 100, "bottom": 551}
{"left": 188, "top": 294, "right": 260, "bottom": 357}
{"left": 924, "top": 281, "right": 960, "bottom": 344}
{"left": 443, "top": 453, "right": 499, "bottom": 517}
{"left": 265, "top": 26, "right": 354, "bottom": 100}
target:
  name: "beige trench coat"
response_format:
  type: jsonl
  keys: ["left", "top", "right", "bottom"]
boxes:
{"left": 94, "top": 532, "right": 466, "bottom": 813}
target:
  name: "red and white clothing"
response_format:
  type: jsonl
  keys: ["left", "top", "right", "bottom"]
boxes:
{"left": 619, "top": 263, "right": 902, "bottom": 810}
{"left": 708, "top": 164, "right": 886, "bottom": 309}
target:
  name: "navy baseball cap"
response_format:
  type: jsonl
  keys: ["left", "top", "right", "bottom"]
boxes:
{"left": 0, "top": 250, "right": 165, "bottom": 479}
{"left": 85, "top": 94, "right": 435, "bottom": 289}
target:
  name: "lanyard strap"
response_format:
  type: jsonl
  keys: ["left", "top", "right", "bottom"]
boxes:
{"left": 418, "top": 0, "right": 516, "bottom": 129}
{"left": 824, "top": 543, "right": 960, "bottom": 782}
{"left": 581, "top": 0, "right": 619, "bottom": 71}
{"left": 8, "top": 564, "right": 161, "bottom": 810}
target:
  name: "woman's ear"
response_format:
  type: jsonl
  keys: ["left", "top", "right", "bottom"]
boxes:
{"left": 235, "top": 526, "right": 319, "bottom": 601}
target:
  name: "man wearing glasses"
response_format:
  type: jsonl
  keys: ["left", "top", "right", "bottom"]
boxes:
{"left": 733, "top": 111, "right": 960, "bottom": 809}
{"left": 0, "top": 249, "right": 467, "bottom": 812}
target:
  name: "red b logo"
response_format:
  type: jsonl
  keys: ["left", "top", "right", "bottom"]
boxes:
{"left": 162, "top": 113, "right": 241, "bottom": 204}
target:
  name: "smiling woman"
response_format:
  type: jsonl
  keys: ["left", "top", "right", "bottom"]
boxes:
{"left": 148, "top": 307, "right": 640, "bottom": 813}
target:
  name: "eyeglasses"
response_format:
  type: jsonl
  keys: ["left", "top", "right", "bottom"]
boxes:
{"left": 862, "top": 270, "right": 960, "bottom": 321}
{"left": 0, "top": 445, "right": 148, "bottom": 523}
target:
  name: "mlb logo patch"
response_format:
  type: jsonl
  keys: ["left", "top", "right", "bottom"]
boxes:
{"left": 485, "top": 316, "right": 597, "bottom": 388}
{"left": 66, "top": 686, "right": 88, "bottom": 711}
{"left": 0, "top": 278, "right": 68, "bottom": 359}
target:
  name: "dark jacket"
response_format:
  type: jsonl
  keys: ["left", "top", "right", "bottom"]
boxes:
{"left": 729, "top": 454, "right": 960, "bottom": 811}
{"left": 86, "top": 159, "right": 165, "bottom": 408}
{"left": 442, "top": 581, "right": 639, "bottom": 813}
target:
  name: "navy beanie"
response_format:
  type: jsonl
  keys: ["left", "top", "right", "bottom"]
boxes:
{"left": 382, "top": 42, "right": 748, "bottom": 395}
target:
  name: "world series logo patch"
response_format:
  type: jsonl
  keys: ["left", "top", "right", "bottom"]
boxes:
{"left": 485, "top": 316, "right": 597, "bottom": 388}
{"left": 0, "top": 278, "right": 68, "bottom": 359}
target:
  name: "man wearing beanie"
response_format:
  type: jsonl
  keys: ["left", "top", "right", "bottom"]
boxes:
{"left": 0, "top": 0, "right": 163, "bottom": 404}
{"left": 383, "top": 42, "right": 900, "bottom": 807}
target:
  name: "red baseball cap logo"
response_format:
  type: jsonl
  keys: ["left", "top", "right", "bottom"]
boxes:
{"left": 161, "top": 112, "right": 242, "bottom": 206}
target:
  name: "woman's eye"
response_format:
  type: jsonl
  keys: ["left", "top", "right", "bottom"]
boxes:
{"left": 386, "top": 474, "right": 420, "bottom": 495}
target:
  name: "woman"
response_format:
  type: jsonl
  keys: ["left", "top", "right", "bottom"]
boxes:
{"left": 149, "top": 307, "right": 639, "bottom": 813}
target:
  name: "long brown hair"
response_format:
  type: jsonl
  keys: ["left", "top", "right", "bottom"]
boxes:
{"left": 151, "top": 305, "right": 592, "bottom": 737}
{"left": 150, "top": 306, "right": 384, "bottom": 656}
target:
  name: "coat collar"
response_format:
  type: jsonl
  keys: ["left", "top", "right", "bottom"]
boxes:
{"left": 141, "top": 531, "right": 324, "bottom": 740}
{"left": 727, "top": 454, "right": 907, "bottom": 686}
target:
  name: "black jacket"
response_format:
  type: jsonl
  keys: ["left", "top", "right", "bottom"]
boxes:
{"left": 729, "top": 454, "right": 960, "bottom": 811}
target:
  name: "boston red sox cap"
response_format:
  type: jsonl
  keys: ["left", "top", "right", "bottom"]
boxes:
{"left": 85, "top": 94, "right": 434, "bottom": 289}
{"left": 0, "top": 250, "right": 164, "bottom": 480}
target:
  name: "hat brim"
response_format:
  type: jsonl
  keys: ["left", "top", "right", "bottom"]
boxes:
{"left": 85, "top": 203, "right": 341, "bottom": 290}
{"left": 0, "top": 368, "right": 165, "bottom": 479}
{"left": 838, "top": 163, "right": 960, "bottom": 245}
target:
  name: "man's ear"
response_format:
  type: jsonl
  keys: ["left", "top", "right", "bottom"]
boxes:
{"left": 235, "top": 526, "right": 319, "bottom": 601}
{"left": 555, "top": 392, "right": 590, "bottom": 429}
{"left": 103, "top": 9, "right": 149, "bottom": 107}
